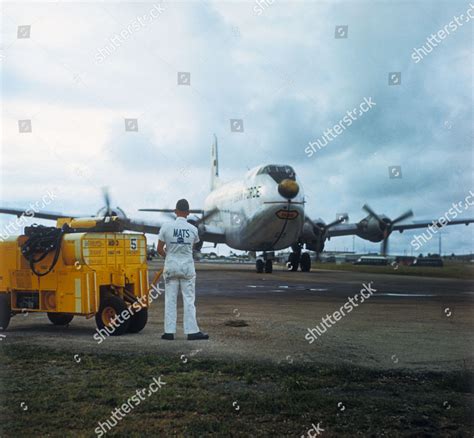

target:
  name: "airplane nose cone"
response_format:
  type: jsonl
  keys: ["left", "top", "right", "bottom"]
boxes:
{"left": 278, "top": 179, "right": 299, "bottom": 199}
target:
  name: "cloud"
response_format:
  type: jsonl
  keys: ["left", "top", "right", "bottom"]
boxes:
{"left": 1, "top": 0, "right": 472, "bottom": 255}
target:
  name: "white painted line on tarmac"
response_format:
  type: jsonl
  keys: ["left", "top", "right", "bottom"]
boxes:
{"left": 377, "top": 293, "right": 435, "bottom": 297}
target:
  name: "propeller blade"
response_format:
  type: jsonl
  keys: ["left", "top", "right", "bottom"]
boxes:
{"left": 325, "top": 214, "right": 348, "bottom": 229}
{"left": 391, "top": 209, "right": 414, "bottom": 225}
{"left": 381, "top": 237, "right": 389, "bottom": 257}
{"left": 362, "top": 204, "right": 384, "bottom": 224}
{"left": 102, "top": 187, "right": 111, "bottom": 216}
{"left": 0, "top": 208, "right": 73, "bottom": 221}
{"left": 122, "top": 219, "right": 162, "bottom": 235}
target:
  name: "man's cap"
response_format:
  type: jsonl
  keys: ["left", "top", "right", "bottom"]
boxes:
{"left": 176, "top": 199, "right": 190, "bottom": 212}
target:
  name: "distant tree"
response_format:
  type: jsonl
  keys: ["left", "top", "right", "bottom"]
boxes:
{"left": 418, "top": 253, "right": 423, "bottom": 258}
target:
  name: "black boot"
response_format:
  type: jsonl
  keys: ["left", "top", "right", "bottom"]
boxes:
{"left": 161, "top": 333, "right": 174, "bottom": 340}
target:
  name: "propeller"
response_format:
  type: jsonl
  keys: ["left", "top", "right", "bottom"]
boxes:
{"left": 362, "top": 204, "right": 413, "bottom": 256}
{"left": 312, "top": 213, "right": 348, "bottom": 234}
{"left": 307, "top": 214, "right": 348, "bottom": 256}
{"left": 138, "top": 208, "right": 219, "bottom": 227}
{"left": 102, "top": 187, "right": 112, "bottom": 217}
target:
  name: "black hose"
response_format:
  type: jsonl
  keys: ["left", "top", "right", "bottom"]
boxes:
{"left": 21, "top": 225, "right": 67, "bottom": 277}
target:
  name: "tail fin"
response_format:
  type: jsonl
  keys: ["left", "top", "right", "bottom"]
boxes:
{"left": 210, "top": 134, "right": 220, "bottom": 190}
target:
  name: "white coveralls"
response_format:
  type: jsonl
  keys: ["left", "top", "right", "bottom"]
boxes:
{"left": 158, "top": 217, "right": 200, "bottom": 334}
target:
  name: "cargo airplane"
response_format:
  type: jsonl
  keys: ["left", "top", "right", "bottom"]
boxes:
{"left": 139, "top": 136, "right": 474, "bottom": 273}
{"left": 1, "top": 136, "right": 473, "bottom": 273}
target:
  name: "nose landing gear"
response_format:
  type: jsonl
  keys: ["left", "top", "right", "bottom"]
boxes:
{"left": 255, "top": 252, "right": 274, "bottom": 273}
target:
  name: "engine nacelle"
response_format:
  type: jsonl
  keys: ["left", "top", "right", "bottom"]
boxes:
{"left": 356, "top": 215, "right": 390, "bottom": 242}
{"left": 188, "top": 215, "right": 204, "bottom": 252}
{"left": 301, "top": 219, "right": 326, "bottom": 253}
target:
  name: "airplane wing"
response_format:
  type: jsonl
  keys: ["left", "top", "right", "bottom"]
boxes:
{"left": 326, "top": 223, "right": 360, "bottom": 238}
{"left": 138, "top": 208, "right": 222, "bottom": 242}
{"left": 199, "top": 225, "right": 226, "bottom": 244}
{"left": 302, "top": 216, "right": 358, "bottom": 239}
{"left": 0, "top": 207, "right": 167, "bottom": 235}
{"left": 139, "top": 208, "right": 204, "bottom": 214}
{"left": 324, "top": 218, "right": 474, "bottom": 238}
{"left": 0, "top": 207, "right": 77, "bottom": 220}
{"left": 392, "top": 218, "right": 474, "bottom": 232}
{"left": 123, "top": 219, "right": 164, "bottom": 235}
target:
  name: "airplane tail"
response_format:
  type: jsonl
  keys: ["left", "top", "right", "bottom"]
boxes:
{"left": 210, "top": 134, "right": 220, "bottom": 190}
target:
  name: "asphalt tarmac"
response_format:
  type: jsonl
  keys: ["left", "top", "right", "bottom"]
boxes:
{"left": 3, "top": 261, "right": 473, "bottom": 372}
{"left": 192, "top": 261, "right": 473, "bottom": 301}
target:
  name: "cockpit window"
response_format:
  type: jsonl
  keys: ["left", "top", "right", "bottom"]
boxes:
{"left": 257, "top": 165, "right": 296, "bottom": 183}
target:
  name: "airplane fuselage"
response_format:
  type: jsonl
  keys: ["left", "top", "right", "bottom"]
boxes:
{"left": 203, "top": 165, "right": 305, "bottom": 251}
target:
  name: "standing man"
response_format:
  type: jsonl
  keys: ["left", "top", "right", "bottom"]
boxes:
{"left": 157, "top": 199, "right": 208, "bottom": 341}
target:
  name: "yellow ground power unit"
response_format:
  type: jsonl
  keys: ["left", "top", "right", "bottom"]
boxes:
{"left": 0, "top": 219, "right": 157, "bottom": 336}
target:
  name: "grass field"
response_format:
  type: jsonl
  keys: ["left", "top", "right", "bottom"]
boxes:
{"left": 1, "top": 345, "right": 472, "bottom": 437}
{"left": 311, "top": 261, "right": 474, "bottom": 279}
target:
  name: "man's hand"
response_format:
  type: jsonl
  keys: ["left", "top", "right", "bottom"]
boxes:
{"left": 157, "top": 240, "right": 166, "bottom": 258}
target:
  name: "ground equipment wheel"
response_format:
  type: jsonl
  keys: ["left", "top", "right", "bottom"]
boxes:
{"left": 300, "top": 252, "right": 311, "bottom": 272}
{"left": 47, "top": 313, "right": 74, "bottom": 326}
{"left": 0, "top": 294, "right": 11, "bottom": 331}
{"left": 95, "top": 296, "right": 130, "bottom": 336}
{"left": 256, "top": 259, "right": 264, "bottom": 273}
{"left": 128, "top": 308, "right": 148, "bottom": 333}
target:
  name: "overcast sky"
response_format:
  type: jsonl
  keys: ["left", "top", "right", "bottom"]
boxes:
{"left": 1, "top": 0, "right": 473, "bottom": 255}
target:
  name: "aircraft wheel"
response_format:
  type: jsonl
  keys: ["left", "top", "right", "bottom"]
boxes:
{"left": 287, "top": 253, "right": 299, "bottom": 271}
{"left": 47, "top": 313, "right": 74, "bottom": 326}
{"left": 128, "top": 308, "right": 148, "bottom": 333}
{"left": 264, "top": 259, "right": 273, "bottom": 273}
{"left": 300, "top": 253, "right": 311, "bottom": 272}
{"left": 256, "top": 259, "right": 264, "bottom": 273}
{"left": 96, "top": 296, "right": 130, "bottom": 336}
{"left": 0, "top": 294, "right": 11, "bottom": 331}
